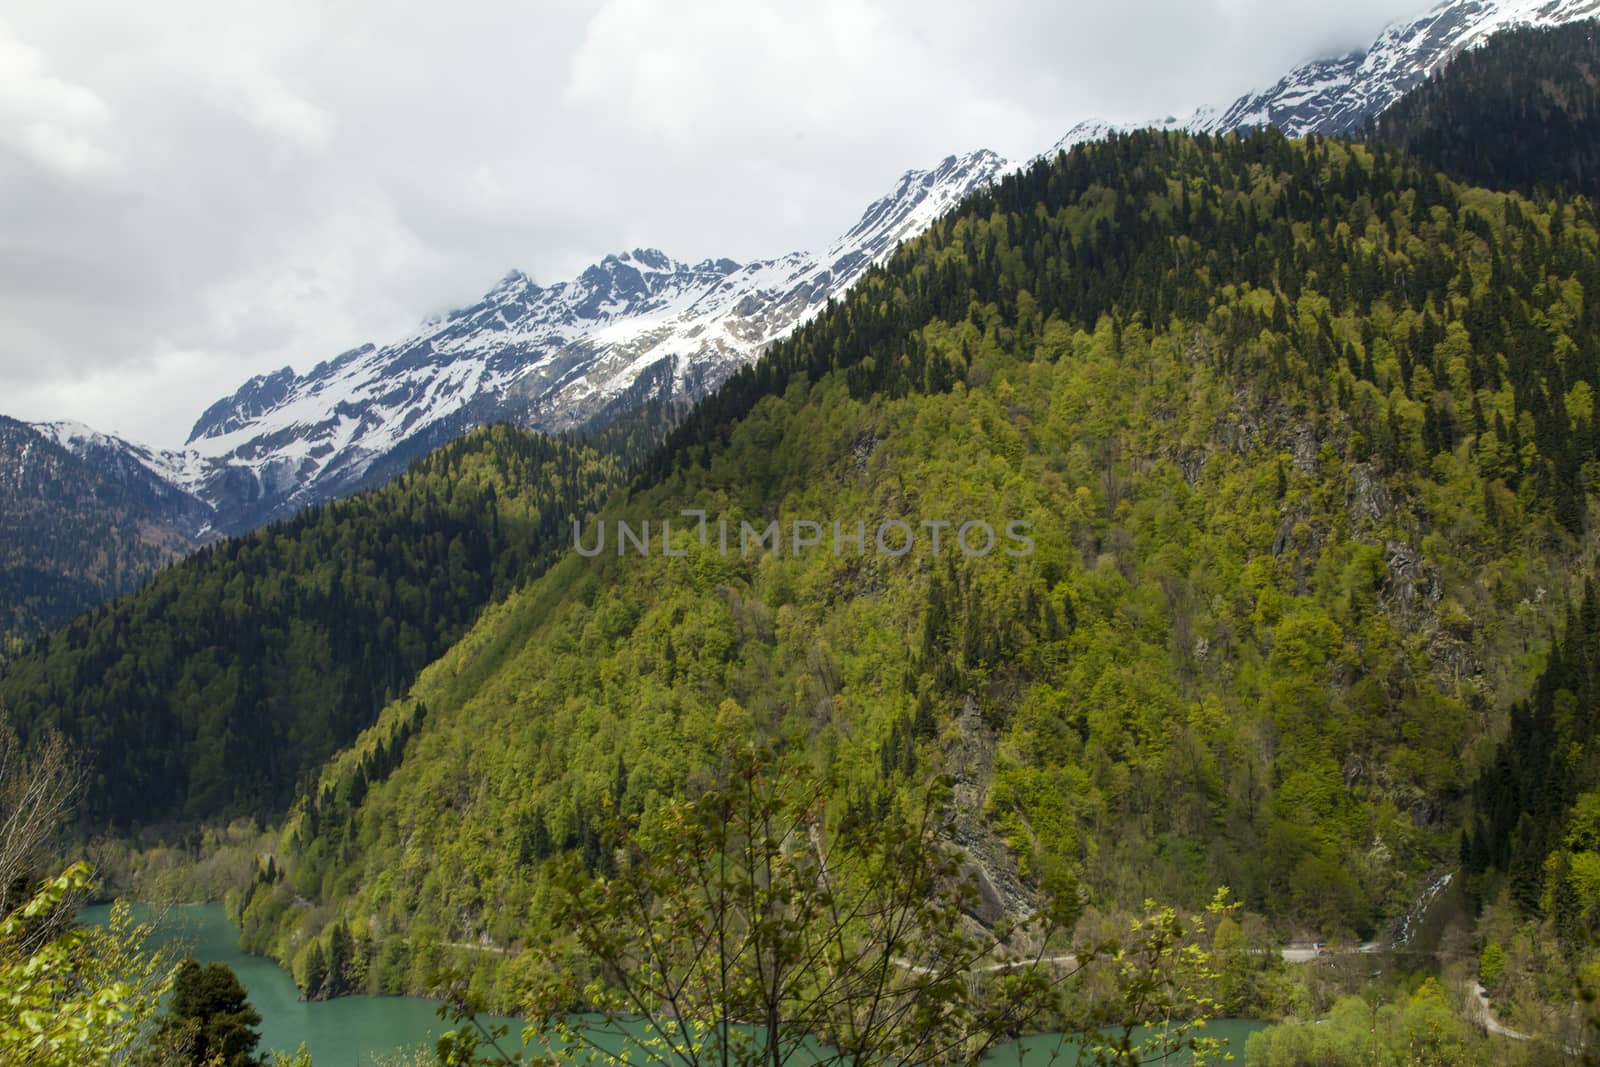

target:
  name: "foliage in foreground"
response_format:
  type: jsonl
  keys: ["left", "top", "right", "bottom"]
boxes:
{"left": 0, "top": 863, "right": 174, "bottom": 1066}
{"left": 0, "top": 711, "right": 285, "bottom": 1066}
{"left": 0, "top": 715, "right": 179, "bottom": 1064}
{"left": 144, "top": 957, "right": 265, "bottom": 1067}
{"left": 0, "top": 862, "right": 300, "bottom": 1067}
{"left": 431, "top": 749, "right": 1233, "bottom": 1067}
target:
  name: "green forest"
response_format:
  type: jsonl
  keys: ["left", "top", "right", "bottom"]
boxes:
{"left": 222, "top": 125, "right": 1600, "bottom": 1016}
{"left": 1375, "top": 20, "right": 1600, "bottom": 202}
{"left": 0, "top": 425, "right": 626, "bottom": 826}
{"left": 14, "top": 15, "right": 1600, "bottom": 1065}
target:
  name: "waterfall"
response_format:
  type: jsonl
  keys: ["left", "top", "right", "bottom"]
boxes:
{"left": 1393, "top": 870, "right": 1454, "bottom": 947}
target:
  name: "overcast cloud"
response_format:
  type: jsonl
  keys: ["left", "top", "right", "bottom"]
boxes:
{"left": 0, "top": 0, "right": 1423, "bottom": 447}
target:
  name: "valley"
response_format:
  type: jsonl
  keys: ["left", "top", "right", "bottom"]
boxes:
{"left": 9, "top": 2, "right": 1600, "bottom": 1065}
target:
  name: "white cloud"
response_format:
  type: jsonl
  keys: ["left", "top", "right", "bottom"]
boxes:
{"left": 0, "top": 19, "right": 115, "bottom": 176}
{"left": 205, "top": 20, "right": 336, "bottom": 150}
{"left": 229, "top": 73, "right": 335, "bottom": 150}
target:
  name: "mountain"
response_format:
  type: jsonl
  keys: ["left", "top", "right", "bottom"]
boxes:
{"left": 215, "top": 128, "right": 1599, "bottom": 1005}
{"left": 10, "top": 2, "right": 1600, "bottom": 1042}
{"left": 141, "top": 0, "right": 1600, "bottom": 542}
{"left": 1052, "top": 0, "right": 1600, "bottom": 153}
{"left": 1206, "top": 0, "right": 1600, "bottom": 135}
{"left": 10, "top": 0, "right": 1600, "bottom": 686}
{"left": 0, "top": 153, "right": 1006, "bottom": 645}
{"left": 29, "top": 420, "right": 216, "bottom": 539}
{"left": 17, "top": 0, "right": 1599, "bottom": 578}
{"left": 1374, "top": 18, "right": 1600, "bottom": 199}
{"left": 159, "top": 150, "right": 1010, "bottom": 534}
{"left": 1339, "top": 13, "right": 1600, "bottom": 926}
{"left": 0, "top": 423, "right": 627, "bottom": 826}
{"left": 14, "top": 0, "right": 1600, "bottom": 1028}
{"left": 0, "top": 417, "right": 208, "bottom": 655}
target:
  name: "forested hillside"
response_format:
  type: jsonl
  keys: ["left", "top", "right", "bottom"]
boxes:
{"left": 1462, "top": 576, "right": 1600, "bottom": 1039}
{"left": 229, "top": 128, "right": 1600, "bottom": 1006}
{"left": 0, "top": 417, "right": 203, "bottom": 658}
{"left": 1375, "top": 18, "right": 1600, "bottom": 199}
{"left": 1468, "top": 579, "right": 1600, "bottom": 912}
{"left": 0, "top": 425, "right": 626, "bottom": 826}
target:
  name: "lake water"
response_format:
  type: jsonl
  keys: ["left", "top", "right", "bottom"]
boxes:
{"left": 82, "top": 903, "right": 1263, "bottom": 1066}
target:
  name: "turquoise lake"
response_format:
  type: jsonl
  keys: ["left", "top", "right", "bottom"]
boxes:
{"left": 83, "top": 903, "right": 1264, "bottom": 1065}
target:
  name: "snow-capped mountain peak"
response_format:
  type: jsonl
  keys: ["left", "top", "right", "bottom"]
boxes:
{"left": 189, "top": 366, "right": 301, "bottom": 443}
{"left": 35, "top": 0, "right": 1600, "bottom": 540}
{"left": 120, "top": 148, "right": 1008, "bottom": 533}
{"left": 29, "top": 419, "right": 217, "bottom": 538}
{"left": 1052, "top": 0, "right": 1600, "bottom": 152}
{"left": 1202, "top": 0, "right": 1600, "bottom": 137}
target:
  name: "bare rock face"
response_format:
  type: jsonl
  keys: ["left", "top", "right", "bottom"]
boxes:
{"left": 1216, "top": 405, "right": 1262, "bottom": 458}
{"left": 1343, "top": 752, "right": 1366, "bottom": 788}
{"left": 944, "top": 700, "right": 1034, "bottom": 928}
{"left": 1272, "top": 503, "right": 1310, "bottom": 559}
{"left": 1289, "top": 424, "right": 1321, "bottom": 473}
{"left": 1347, "top": 463, "right": 1396, "bottom": 530}
{"left": 1382, "top": 540, "right": 1444, "bottom": 614}
{"left": 1426, "top": 628, "right": 1483, "bottom": 687}
{"left": 1173, "top": 447, "right": 1208, "bottom": 487}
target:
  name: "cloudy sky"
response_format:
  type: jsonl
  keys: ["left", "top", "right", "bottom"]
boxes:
{"left": 2, "top": 0, "right": 1423, "bottom": 447}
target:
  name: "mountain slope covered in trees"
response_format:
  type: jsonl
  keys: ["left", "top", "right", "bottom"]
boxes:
{"left": 1463, "top": 577, "right": 1600, "bottom": 1039}
{"left": 1376, "top": 18, "right": 1600, "bottom": 200}
{"left": 0, "top": 425, "right": 627, "bottom": 827}
{"left": 225, "top": 128, "right": 1600, "bottom": 1007}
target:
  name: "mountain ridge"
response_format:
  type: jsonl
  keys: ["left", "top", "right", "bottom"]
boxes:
{"left": 14, "top": 0, "right": 1600, "bottom": 628}
{"left": 219, "top": 126, "right": 1600, "bottom": 1005}
{"left": 0, "top": 417, "right": 207, "bottom": 652}
{"left": 1052, "top": 0, "right": 1600, "bottom": 153}
{"left": 114, "top": 149, "right": 1009, "bottom": 535}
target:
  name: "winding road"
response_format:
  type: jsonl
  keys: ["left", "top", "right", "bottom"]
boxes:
{"left": 1471, "top": 983, "right": 1530, "bottom": 1041}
